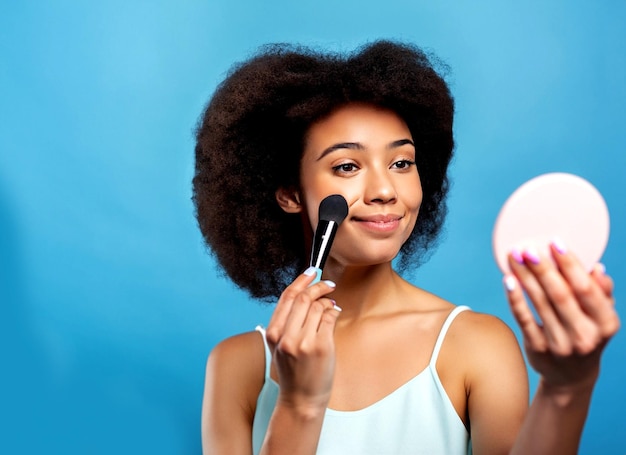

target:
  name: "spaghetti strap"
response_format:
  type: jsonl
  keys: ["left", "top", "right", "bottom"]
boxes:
{"left": 255, "top": 325, "right": 272, "bottom": 380}
{"left": 429, "top": 306, "right": 470, "bottom": 367}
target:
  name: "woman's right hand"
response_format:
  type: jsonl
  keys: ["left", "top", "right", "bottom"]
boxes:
{"left": 265, "top": 267, "right": 341, "bottom": 417}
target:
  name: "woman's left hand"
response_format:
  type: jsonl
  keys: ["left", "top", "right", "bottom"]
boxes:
{"left": 503, "top": 239, "right": 620, "bottom": 390}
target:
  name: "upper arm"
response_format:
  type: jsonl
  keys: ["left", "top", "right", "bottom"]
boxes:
{"left": 201, "top": 332, "right": 265, "bottom": 455}
{"left": 463, "top": 314, "right": 529, "bottom": 455}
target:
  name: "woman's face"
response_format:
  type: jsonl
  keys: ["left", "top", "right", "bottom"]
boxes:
{"left": 298, "top": 103, "right": 423, "bottom": 267}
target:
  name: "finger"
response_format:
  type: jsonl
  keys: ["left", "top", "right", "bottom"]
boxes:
{"left": 516, "top": 246, "right": 604, "bottom": 355}
{"left": 508, "top": 249, "right": 572, "bottom": 354}
{"left": 549, "top": 241, "right": 619, "bottom": 338}
{"left": 282, "top": 280, "right": 337, "bottom": 337}
{"left": 503, "top": 275, "right": 548, "bottom": 353}
{"left": 266, "top": 267, "right": 319, "bottom": 347}
{"left": 590, "top": 263, "right": 614, "bottom": 299}
{"left": 316, "top": 303, "right": 342, "bottom": 341}
{"left": 301, "top": 297, "right": 341, "bottom": 334}
{"left": 276, "top": 283, "right": 337, "bottom": 357}
{"left": 299, "top": 298, "right": 341, "bottom": 352}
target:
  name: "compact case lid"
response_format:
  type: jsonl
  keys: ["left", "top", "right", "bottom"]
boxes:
{"left": 492, "top": 173, "right": 610, "bottom": 273}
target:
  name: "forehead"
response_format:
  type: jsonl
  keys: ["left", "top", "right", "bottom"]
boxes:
{"left": 304, "top": 103, "right": 412, "bottom": 148}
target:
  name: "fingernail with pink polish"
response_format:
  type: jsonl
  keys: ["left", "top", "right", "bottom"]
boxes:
{"left": 329, "top": 299, "right": 342, "bottom": 312}
{"left": 552, "top": 237, "right": 567, "bottom": 255}
{"left": 511, "top": 248, "right": 524, "bottom": 264}
{"left": 523, "top": 248, "right": 541, "bottom": 265}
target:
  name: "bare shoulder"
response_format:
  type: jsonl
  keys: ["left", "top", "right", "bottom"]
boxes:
{"left": 453, "top": 310, "right": 518, "bottom": 342}
{"left": 401, "top": 284, "right": 530, "bottom": 451}
{"left": 436, "top": 306, "right": 528, "bottom": 396}
{"left": 443, "top": 309, "right": 530, "bottom": 452}
{"left": 407, "top": 282, "right": 521, "bottom": 356}
{"left": 448, "top": 309, "right": 526, "bottom": 367}
{"left": 208, "top": 330, "right": 265, "bottom": 365}
{"left": 202, "top": 331, "right": 266, "bottom": 454}
{"left": 205, "top": 331, "right": 266, "bottom": 404}
{"left": 450, "top": 309, "right": 529, "bottom": 409}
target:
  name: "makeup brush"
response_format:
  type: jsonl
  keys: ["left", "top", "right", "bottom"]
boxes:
{"left": 309, "top": 194, "right": 349, "bottom": 282}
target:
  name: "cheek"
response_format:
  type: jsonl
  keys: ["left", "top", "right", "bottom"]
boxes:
{"left": 403, "top": 174, "right": 423, "bottom": 209}
{"left": 303, "top": 186, "right": 361, "bottom": 230}
{"left": 300, "top": 174, "right": 356, "bottom": 223}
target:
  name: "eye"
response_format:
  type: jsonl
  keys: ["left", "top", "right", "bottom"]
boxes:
{"left": 391, "top": 160, "right": 416, "bottom": 170}
{"left": 332, "top": 162, "right": 359, "bottom": 174}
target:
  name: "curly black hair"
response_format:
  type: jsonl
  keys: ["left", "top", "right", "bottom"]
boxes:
{"left": 193, "top": 40, "right": 455, "bottom": 302}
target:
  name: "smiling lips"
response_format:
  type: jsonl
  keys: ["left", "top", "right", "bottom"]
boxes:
{"left": 352, "top": 214, "right": 403, "bottom": 233}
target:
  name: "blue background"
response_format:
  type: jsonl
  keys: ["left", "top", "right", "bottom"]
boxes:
{"left": 1, "top": 1, "right": 624, "bottom": 453}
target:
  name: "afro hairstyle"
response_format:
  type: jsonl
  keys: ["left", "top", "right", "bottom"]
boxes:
{"left": 193, "top": 40, "right": 455, "bottom": 302}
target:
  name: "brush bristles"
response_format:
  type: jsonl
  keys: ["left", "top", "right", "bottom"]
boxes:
{"left": 319, "top": 194, "right": 349, "bottom": 224}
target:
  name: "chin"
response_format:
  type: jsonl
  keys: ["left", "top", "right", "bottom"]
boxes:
{"left": 335, "top": 249, "right": 400, "bottom": 268}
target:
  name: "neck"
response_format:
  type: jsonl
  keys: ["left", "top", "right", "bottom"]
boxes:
{"left": 321, "top": 260, "right": 409, "bottom": 320}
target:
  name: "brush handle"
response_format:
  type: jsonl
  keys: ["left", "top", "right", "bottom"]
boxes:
{"left": 308, "top": 268, "right": 322, "bottom": 286}
{"left": 311, "top": 220, "right": 337, "bottom": 270}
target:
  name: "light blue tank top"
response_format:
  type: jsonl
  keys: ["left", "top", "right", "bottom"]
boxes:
{"left": 252, "top": 305, "right": 472, "bottom": 454}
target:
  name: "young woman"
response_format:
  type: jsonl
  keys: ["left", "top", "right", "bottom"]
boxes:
{"left": 194, "top": 41, "right": 619, "bottom": 454}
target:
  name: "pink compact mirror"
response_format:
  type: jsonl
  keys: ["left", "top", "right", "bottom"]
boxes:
{"left": 492, "top": 173, "right": 610, "bottom": 273}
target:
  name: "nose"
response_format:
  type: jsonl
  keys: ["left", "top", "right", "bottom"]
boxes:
{"left": 364, "top": 167, "right": 397, "bottom": 204}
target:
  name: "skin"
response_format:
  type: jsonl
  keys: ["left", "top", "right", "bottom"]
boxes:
{"left": 201, "top": 103, "right": 619, "bottom": 455}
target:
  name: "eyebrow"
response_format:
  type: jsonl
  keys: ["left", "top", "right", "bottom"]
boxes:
{"left": 316, "top": 138, "right": 415, "bottom": 161}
